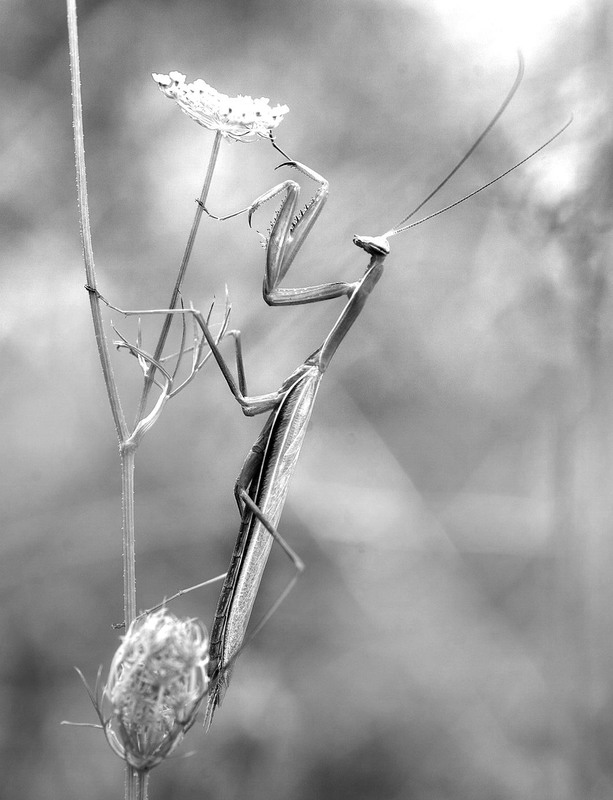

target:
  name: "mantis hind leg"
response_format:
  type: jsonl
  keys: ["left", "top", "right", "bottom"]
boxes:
{"left": 233, "top": 416, "right": 274, "bottom": 512}
{"left": 237, "top": 488, "right": 305, "bottom": 578}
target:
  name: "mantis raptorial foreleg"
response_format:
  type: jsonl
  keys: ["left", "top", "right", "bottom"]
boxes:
{"left": 204, "top": 142, "right": 360, "bottom": 307}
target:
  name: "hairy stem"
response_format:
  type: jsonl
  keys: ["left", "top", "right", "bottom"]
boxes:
{"left": 125, "top": 767, "right": 148, "bottom": 800}
{"left": 138, "top": 771, "right": 150, "bottom": 800}
{"left": 121, "top": 442, "right": 137, "bottom": 800}
{"left": 136, "top": 130, "right": 223, "bottom": 420}
{"left": 121, "top": 444, "right": 137, "bottom": 626}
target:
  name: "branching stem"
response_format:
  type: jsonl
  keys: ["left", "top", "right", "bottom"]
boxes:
{"left": 67, "top": 6, "right": 142, "bottom": 798}
{"left": 67, "top": 0, "right": 128, "bottom": 443}
{"left": 136, "top": 129, "right": 223, "bottom": 420}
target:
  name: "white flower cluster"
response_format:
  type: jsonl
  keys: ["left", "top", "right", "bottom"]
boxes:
{"left": 152, "top": 71, "right": 289, "bottom": 142}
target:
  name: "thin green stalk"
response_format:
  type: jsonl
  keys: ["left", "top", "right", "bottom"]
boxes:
{"left": 67, "top": 5, "right": 140, "bottom": 798}
{"left": 66, "top": 0, "right": 128, "bottom": 444}
{"left": 136, "top": 130, "right": 223, "bottom": 420}
{"left": 67, "top": 0, "right": 137, "bottom": 628}
{"left": 138, "top": 771, "right": 150, "bottom": 800}
{"left": 121, "top": 444, "right": 137, "bottom": 627}
{"left": 125, "top": 768, "right": 148, "bottom": 800}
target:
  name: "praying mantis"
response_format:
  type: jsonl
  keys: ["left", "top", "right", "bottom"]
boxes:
{"left": 189, "top": 56, "right": 569, "bottom": 728}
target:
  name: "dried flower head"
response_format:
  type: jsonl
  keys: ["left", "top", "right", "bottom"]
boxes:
{"left": 100, "top": 610, "right": 209, "bottom": 772}
{"left": 152, "top": 71, "right": 289, "bottom": 142}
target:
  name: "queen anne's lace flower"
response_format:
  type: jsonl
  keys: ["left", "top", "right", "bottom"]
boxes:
{"left": 152, "top": 71, "right": 289, "bottom": 142}
{"left": 102, "top": 610, "right": 209, "bottom": 771}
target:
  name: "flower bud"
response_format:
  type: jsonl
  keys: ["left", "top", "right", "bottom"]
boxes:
{"left": 103, "top": 609, "right": 209, "bottom": 771}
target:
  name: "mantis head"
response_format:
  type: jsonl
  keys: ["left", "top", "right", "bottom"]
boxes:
{"left": 353, "top": 234, "right": 390, "bottom": 257}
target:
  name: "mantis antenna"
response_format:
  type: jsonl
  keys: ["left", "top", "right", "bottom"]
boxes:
{"left": 387, "top": 51, "right": 525, "bottom": 235}
{"left": 384, "top": 115, "right": 573, "bottom": 239}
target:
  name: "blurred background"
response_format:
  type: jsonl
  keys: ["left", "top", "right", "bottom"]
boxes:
{"left": 1, "top": 0, "right": 611, "bottom": 797}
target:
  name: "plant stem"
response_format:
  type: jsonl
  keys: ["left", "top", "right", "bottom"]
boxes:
{"left": 120, "top": 442, "right": 139, "bottom": 800}
{"left": 66, "top": 0, "right": 128, "bottom": 443}
{"left": 138, "top": 771, "right": 150, "bottom": 800}
{"left": 125, "top": 767, "right": 148, "bottom": 800}
{"left": 136, "top": 130, "right": 223, "bottom": 421}
{"left": 67, "top": 7, "right": 141, "bottom": 799}
{"left": 121, "top": 444, "right": 137, "bottom": 627}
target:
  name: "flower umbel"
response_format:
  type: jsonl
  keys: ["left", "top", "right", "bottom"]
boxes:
{"left": 152, "top": 71, "right": 289, "bottom": 141}
{"left": 100, "top": 610, "right": 209, "bottom": 771}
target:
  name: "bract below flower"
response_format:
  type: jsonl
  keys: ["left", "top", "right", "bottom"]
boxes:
{"left": 152, "top": 71, "right": 289, "bottom": 142}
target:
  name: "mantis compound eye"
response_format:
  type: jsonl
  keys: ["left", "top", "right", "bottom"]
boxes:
{"left": 353, "top": 234, "right": 390, "bottom": 256}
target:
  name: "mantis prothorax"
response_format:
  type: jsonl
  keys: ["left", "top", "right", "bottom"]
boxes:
{"left": 191, "top": 56, "right": 570, "bottom": 727}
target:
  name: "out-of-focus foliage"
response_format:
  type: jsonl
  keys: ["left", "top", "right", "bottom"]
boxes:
{"left": 1, "top": 0, "right": 611, "bottom": 798}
